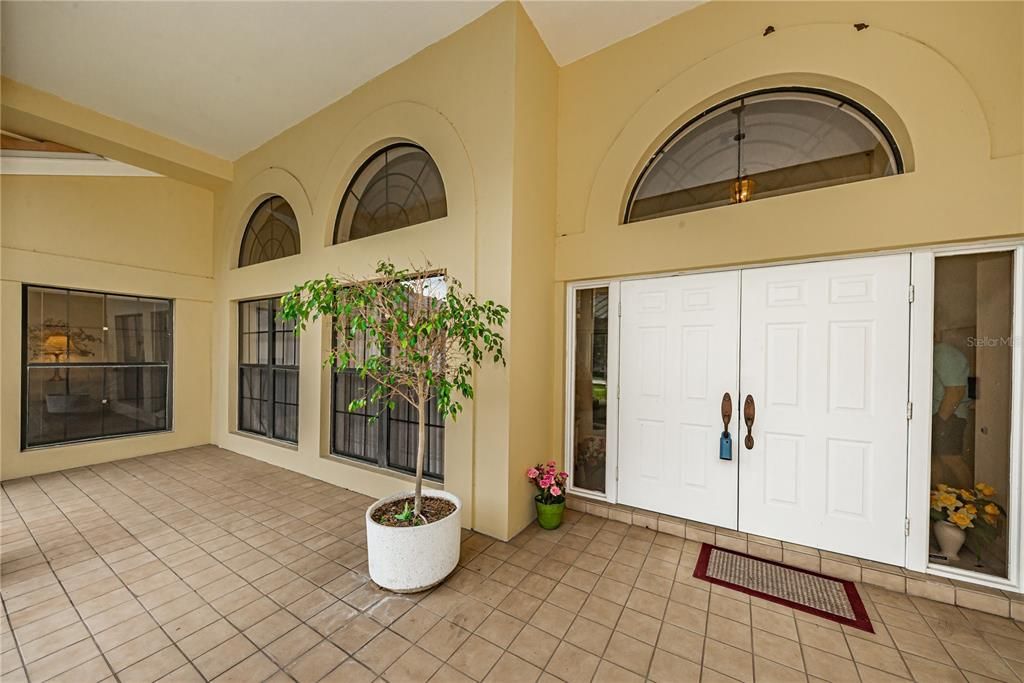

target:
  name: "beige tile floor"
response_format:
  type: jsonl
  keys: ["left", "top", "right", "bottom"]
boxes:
{"left": 3, "top": 446, "right": 1024, "bottom": 682}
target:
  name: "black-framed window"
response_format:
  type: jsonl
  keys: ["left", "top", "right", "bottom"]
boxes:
{"left": 22, "top": 285, "right": 173, "bottom": 449}
{"left": 625, "top": 88, "right": 903, "bottom": 222}
{"left": 239, "top": 196, "right": 300, "bottom": 267}
{"left": 238, "top": 297, "right": 299, "bottom": 444}
{"left": 333, "top": 144, "right": 447, "bottom": 244}
{"left": 330, "top": 308, "right": 445, "bottom": 479}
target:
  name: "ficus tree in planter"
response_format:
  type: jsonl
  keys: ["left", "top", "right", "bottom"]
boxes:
{"left": 279, "top": 260, "right": 508, "bottom": 522}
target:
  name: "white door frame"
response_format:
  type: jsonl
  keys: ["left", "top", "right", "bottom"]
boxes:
{"left": 906, "top": 243, "right": 1024, "bottom": 592}
{"left": 563, "top": 239, "right": 1024, "bottom": 591}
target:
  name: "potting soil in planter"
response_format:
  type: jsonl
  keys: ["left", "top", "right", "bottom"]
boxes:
{"left": 371, "top": 496, "right": 456, "bottom": 527}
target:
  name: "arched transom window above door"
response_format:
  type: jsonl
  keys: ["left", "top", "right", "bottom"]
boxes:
{"left": 238, "top": 196, "right": 300, "bottom": 267}
{"left": 625, "top": 89, "right": 903, "bottom": 223}
{"left": 334, "top": 143, "right": 447, "bottom": 243}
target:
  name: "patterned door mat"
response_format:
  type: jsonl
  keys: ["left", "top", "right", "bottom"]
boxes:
{"left": 693, "top": 543, "right": 873, "bottom": 632}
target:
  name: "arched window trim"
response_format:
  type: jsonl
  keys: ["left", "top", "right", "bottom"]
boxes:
{"left": 333, "top": 142, "right": 447, "bottom": 244}
{"left": 238, "top": 195, "right": 301, "bottom": 268}
{"left": 623, "top": 87, "right": 905, "bottom": 224}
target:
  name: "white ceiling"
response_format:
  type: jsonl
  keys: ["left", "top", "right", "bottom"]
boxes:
{"left": 522, "top": 0, "right": 702, "bottom": 66}
{"left": 1, "top": 1, "right": 700, "bottom": 161}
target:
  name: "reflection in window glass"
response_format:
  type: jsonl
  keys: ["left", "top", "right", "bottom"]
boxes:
{"left": 237, "top": 297, "right": 299, "bottom": 444}
{"left": 626, "top": 90, "right": 900, "bottom": 222}
{"left": 334, "top": 144, "right": 447, "bottom": 243}
{"left": 930, "top": 252, "right": 1014, "bottom": 578}
{"left": 572, "top": 287, "right": 609, "bottom": 493}
{"left": 22, "top": 286, "right": 173, "bottom": 448}
{"left": 238, "top": 196, "right": 300, "bottom": 267}
{"left": 331, "top": 275, "right": 446, "bottom": 479}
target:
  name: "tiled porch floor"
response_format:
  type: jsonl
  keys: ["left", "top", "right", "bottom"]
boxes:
{"left": 3, "top": 446, "right": 1024, "bottom": 683}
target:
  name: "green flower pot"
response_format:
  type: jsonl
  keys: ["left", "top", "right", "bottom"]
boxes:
{"left": 535, "top": 496, "right": 565, "bottom": 530}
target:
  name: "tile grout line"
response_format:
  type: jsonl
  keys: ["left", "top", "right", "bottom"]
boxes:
{"left": 8, "top": 447, "right": 1024, "bottom": 683}
{"left": 56, "top": 461, "right": 308, "bottom": 682}
{"left": 81, "top": 454, "right": 393, "bottom": 681}
{"left": 94, "top": 455, "right": 380, "bottom": 680}
{"left": 32, "top": 464, "right": 274, "bottom": 683}
{"left": 3, "top": 480, "right": 128, "bottom": 683}
{"left": 36, "top": 468, "right": 219, "bottom": 683}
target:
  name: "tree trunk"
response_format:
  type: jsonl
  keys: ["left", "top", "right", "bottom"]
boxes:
{"left": 413, "top": 391, "right": 427, "bottom": 518}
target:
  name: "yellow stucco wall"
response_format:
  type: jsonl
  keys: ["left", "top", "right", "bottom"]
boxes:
{"left": 208, "top": 4, "right": 525, "bottom": 540}
{"left": 550, "top": 0, "right": 1023, "bottom": 456}
{"left": 1, "top": 1, "right": 1020, "bottom": 544}
{"left": 507, "top": 9, "right": 559, "bottom": 536}
{"left": 0, "top": 175, "right": 214, "bottom": 479}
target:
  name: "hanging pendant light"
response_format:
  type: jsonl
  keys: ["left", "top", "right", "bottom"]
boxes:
{"left": 730, "top": 102, "right": 754, "bottom": 204}
{"left": 731, "top": 176, "right": 755, "bottom": 203}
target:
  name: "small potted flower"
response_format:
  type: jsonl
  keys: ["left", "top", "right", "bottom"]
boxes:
{"left": 527, "top": 461, "right": 568, "bottom": 530}
{"left": 930, "top": 482, "right": 1005, "bottom": 562}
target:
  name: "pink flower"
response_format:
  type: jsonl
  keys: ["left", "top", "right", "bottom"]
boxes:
{"left": 558, "top": 472, "right": 568, "bottom": 479}
{"left": 547, "top": 460, "right": 556, "bottom": 467}
{"left": 550, "top": 486, "right": 562, "bottom": 497}
{"left": 540, "top": 476, "right": 553, "bottom": 488}
{"left": 526, "top": 468, "right": 539, "bottom": 479}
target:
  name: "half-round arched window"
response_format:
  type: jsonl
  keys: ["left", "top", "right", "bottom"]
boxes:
{"left": 238, "top": 196, "right": 300, "bottom": 267}
{"left": 625, "top": 88, "right": 902, "bottom": 223}
{"left": 334, "top": 144, "right": 447, "bottom": 243}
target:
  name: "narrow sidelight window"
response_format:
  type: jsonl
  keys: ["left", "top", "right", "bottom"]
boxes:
{"left": 238, "top": 297, "right": 299, "bottom": 444}
{"left": 929, "top": 251, "right": 1015, "bottom": 578}
{"left": 22, "top": 285, "right": 172, "bottom": 448}
{"left": 570, "top": 287, "right": 610, "bottom": 492}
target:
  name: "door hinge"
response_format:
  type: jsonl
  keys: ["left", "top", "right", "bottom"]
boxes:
{"left": 618, "top": 300, "right": 622, "bottom": 317}
{"left": 905, "top": 518, "right": 911, "bottom": 536}
{"left": 908, "top": 285, "right": 915, "bottom": 303}
{"left": 616, "top": 383, "right": 620, "bottom": 399}
{"left": 906, "top": 401, "right": 913, "bottom": 420}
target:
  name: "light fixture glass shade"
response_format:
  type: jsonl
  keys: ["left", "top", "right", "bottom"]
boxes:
{"left": 43, "top": 334, "right": 68, "bottom": 357}
{"left": 731, "top": 177, "right": 755, "bottom": 203}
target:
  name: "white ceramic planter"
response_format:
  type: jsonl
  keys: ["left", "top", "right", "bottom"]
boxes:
{"left": 933, "top": 520, "right": 966, "bottom": 561}
{"left": 365, "top": 490, "right": 462, "bottom": 593}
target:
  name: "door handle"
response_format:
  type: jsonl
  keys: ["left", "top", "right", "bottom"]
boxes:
{"left": 743, "top": 394, "right": 756, "bottom": 449}
{"left": 721, "top": 392, "right": 733, "bottom": 432}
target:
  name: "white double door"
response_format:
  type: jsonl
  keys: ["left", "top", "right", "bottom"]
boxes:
{"left": 618, "top": 255, "right": 911, "bottom": 564}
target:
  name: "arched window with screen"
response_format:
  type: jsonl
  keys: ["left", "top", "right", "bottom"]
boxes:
{"left": 334, "top": 143, "right": 447, "bottom": 243}
{"left": 238, "top": 196, "right": 300, "bottom": 267}
{"left": 625, "top": 89, "right": 903, "bottom": 223}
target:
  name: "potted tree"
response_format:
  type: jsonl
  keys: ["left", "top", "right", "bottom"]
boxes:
{"left": 279, "top": 261, "right": 508, "bottom": 592}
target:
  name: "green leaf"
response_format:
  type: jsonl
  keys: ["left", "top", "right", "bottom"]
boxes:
{"left": 394, "top": 502, "right": 413, "bottom": 522}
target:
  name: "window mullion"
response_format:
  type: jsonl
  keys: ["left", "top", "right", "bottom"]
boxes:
{"left": 267, "top": 298, "right": 276, "bottom": 439}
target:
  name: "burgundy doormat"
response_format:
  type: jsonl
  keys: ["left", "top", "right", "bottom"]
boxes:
{"left": 694, "top": 543, "right": 873, "bottom": 632}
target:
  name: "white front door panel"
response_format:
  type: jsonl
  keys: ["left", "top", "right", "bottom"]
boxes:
{"left": 737, "top": 255, "right": 911, "bottom": 565}
{"left": 618, "top": 271, "right": 740, "bottom": 528}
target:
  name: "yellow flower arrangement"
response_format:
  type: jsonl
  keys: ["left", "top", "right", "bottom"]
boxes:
{"left": 948, "top": 510, "right": 975, "bottom": 529}
{"left": 931, "top": 483, "right": 1006, "bottom": 558}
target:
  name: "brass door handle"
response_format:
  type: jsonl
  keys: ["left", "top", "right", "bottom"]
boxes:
{"left": 743, "top": 394, "right": 755, "bottom": 449}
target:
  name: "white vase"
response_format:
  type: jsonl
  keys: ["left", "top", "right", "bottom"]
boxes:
{"left": 365, "top": 490, "right": 462, "bottom": 593}
{"left": 933, "top": 520, "right": 966, "bottom": 561}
